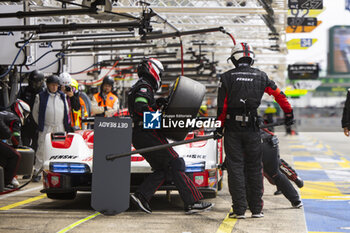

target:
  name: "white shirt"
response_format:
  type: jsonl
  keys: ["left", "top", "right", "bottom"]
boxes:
{"left": 33, "top": 90, "right": 68, "bottom": 132}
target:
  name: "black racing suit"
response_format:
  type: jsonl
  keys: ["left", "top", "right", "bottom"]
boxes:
{"left": 217, "top": 63, "right": 293, "bottom": 215}
{"left": 0, "top": 110, "right": 22, "bottom": 185}
{"left": 128, "top": 78, "right": 203, "bottom": 205}
{"left": 342, "top": 89, "right": 350, "bottom": 129}
{"left": 19, "top": 85, "right": 43, "bottom": 151}
{"left": 261, "top": 129, "right": 300, "bottom": 204}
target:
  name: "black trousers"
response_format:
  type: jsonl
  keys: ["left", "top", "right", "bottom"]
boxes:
{"left": 262, "top": 142, "right": 300, "bottom": 203}
{"left": 21, "top": 128, "right": 39, "bottom": 152}
{"left": 0, "top": 142, "right": 21, "bottom": 185}
{"left": 224, "top": 131, "right": 263, "bottom": 215}
{"left": 132, "top": 127, "right": 203, "bottom": 205}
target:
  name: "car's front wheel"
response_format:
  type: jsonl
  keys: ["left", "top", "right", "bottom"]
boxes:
{"left": 47, "top": 191, "right": 77, "bottom": 200}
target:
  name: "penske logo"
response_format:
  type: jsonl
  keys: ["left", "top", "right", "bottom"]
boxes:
{"left": 236, "top": 77, "right": 253, "bottom": 82}
{"left": 49, "top": 155, "right": 78, "bottom": 160}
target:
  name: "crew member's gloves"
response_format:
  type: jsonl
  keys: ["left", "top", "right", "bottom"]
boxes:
{"left": 213, "top": 127, "right": 224, "bottom": 140}
{"left": 284, "top": 110, "right": 294, "bottom": 126}
{"left": 156, "top": 97, "right": 168, "bottom": 109}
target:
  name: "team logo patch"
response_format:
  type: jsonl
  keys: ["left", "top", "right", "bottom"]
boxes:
{"left": 143, "top": 111, "right": 161, "bottom": 129}
{"left": 140, "top": 88, "right": 147, "bottom": 93}
{"left": 195, "top": 176, "right": 204, "bottom": 186}
{"left": 51, "top": 176, "right": 59, "bottom": 186}
{"left": 109, "top": 96, "right": 114, "bottom": 100}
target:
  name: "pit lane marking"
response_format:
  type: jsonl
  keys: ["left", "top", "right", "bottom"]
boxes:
{"left": 215, "top": 210, "right": 237, "bottom": 233}
{"left": 0, "top": 194, "right": 46, "bottom": 210}
{"left": 56, "top": 211, "right": 101, "bottom": 233}
{"left": 0, "top": 185, "right": 41, "bottom": 200}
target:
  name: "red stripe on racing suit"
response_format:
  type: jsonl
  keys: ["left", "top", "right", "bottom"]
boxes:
{"left": 264, "top": 87, "right": 292, "bottom": 114}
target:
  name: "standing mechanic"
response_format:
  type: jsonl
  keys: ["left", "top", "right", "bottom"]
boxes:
{"left": 342, "top": 88, "right": 350, "bottom": 136}
{"left": 128, "top": 58, "right": 213, "bottom": 214}
{"left": 215, "top": 42, "right": 294, "bottom": 219}
{"left": 0, "top": 100, "right": 30, "bottom": 188}
{"left": 91, "top": 76, "right": 119, "bottom": 117}
{"left": 19, "top": 70, "right": 44, "bottom": 151}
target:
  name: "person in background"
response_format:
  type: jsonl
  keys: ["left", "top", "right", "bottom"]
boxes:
{"left": 198, "top": 105, "right": 209, "bottom": 117}
{"left": 70, "top": 78, "right": 88, "bottom": 130}
{"left": 263, "top": 103, "right": 277, "bottom": 132}
{"left": 91, "top": 76, "right": 119, "bottom": 117}
{"left": 59, "top": 72, "right": 81, "bottom": 129}
{"left": 342, "top": 88, "right": 350, "bottom": 137}
{"left": 32, "top": 75, "right": 70, "bottom": 182}
{"left": 0, "top": 99, "right": 30, "bottom": 188}
{"left": 19, "top": 70, "right": 44, "bottom": 151}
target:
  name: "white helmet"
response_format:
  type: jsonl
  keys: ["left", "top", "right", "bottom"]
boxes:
{"left": 59, "top": 72, "right": 72, "bottom": 86}
{"left": 137, "top": 58, "right": 164, "bottom": 90}
{"left": 14, "top": 99, "right": 31, "bottom": 125}
{"left": 229, "top": 42, "right": 255, "bottom": 66}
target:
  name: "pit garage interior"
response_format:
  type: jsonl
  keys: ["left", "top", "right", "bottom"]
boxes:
{"left": 1, "top": 0, "right": 350, "bottom": 233}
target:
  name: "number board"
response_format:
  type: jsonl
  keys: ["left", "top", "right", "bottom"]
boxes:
{"left": 287, "top": 17, "right": 317, "bottom": 26}
{"left": 288, "top": 0, "right": 323, "bottom": 10}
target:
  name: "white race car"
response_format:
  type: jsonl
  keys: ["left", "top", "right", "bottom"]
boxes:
{"left": 41, "top": 127, "right": 224, "bottom": 200}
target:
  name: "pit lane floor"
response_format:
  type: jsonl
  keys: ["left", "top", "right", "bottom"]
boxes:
{"left": 1, "top": 132, "right": 348, "bottom": 233}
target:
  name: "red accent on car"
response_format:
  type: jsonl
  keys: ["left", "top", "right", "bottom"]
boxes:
{"left": 45, "top": 172, "right": 61, "bottom": 188}
{"left": 131, "top": 156, "right": 145, "bottom": 162}
{"left": 185, "top": 131, "right": 207, "bottom": 148}
{"left": 113, "top": 108, "right": 130, "bottom": 117}
{"left": 218, "top": 138, "right": 223, "bottom": 164}
{"left": 185, "top": 132, "right": 195, "bottom": 140}
{"left": 51, "top": 134, "right": 74, "bottom": 149}
{"left": 76, "top": 130, "right": 94, "bottom": 149}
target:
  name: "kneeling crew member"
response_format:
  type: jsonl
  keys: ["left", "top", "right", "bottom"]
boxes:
{"left": 0, "top": 100, "right": 31, "bottom": 188}
{"left": 128, "top": 58, "right": 213, "bottom": 214}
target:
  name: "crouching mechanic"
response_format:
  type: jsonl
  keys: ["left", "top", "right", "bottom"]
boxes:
{"left": 0, "top": 100, "right": 30, "bottom": 188}
{"left": 215, "top": 42, "right": 294, "bottom": 219}
{"left": 128, "top": 58, "right": 213, "bottom": 214}
{"left": 260, "top": 127, "right": 303, "bottom": 208}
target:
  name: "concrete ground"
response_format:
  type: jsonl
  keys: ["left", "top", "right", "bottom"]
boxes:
{"left": 1, "top": 131, "right": 349, "bottom": 233}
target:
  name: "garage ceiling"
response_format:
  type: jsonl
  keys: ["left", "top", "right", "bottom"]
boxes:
{"left": 0, "top": 0, "right": 288, "bottom": 87}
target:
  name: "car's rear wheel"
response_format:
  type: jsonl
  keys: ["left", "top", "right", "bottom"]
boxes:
{"left": 47, "top": 191, "right": 77, "bottom": 200}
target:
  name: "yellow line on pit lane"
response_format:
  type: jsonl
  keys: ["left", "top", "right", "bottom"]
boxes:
{"left": 216, "top": 211, "right": 237, "bottom": 233}
{"left": 0, "top": 194, "right": 46, "bottom": 210}
{"left": 56, "top": 212, "right": 101, "bottom": 233}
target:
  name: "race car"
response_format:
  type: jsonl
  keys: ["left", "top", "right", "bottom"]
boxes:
{"left": 41, "top": 126, "right": 224, "bottom": 200}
